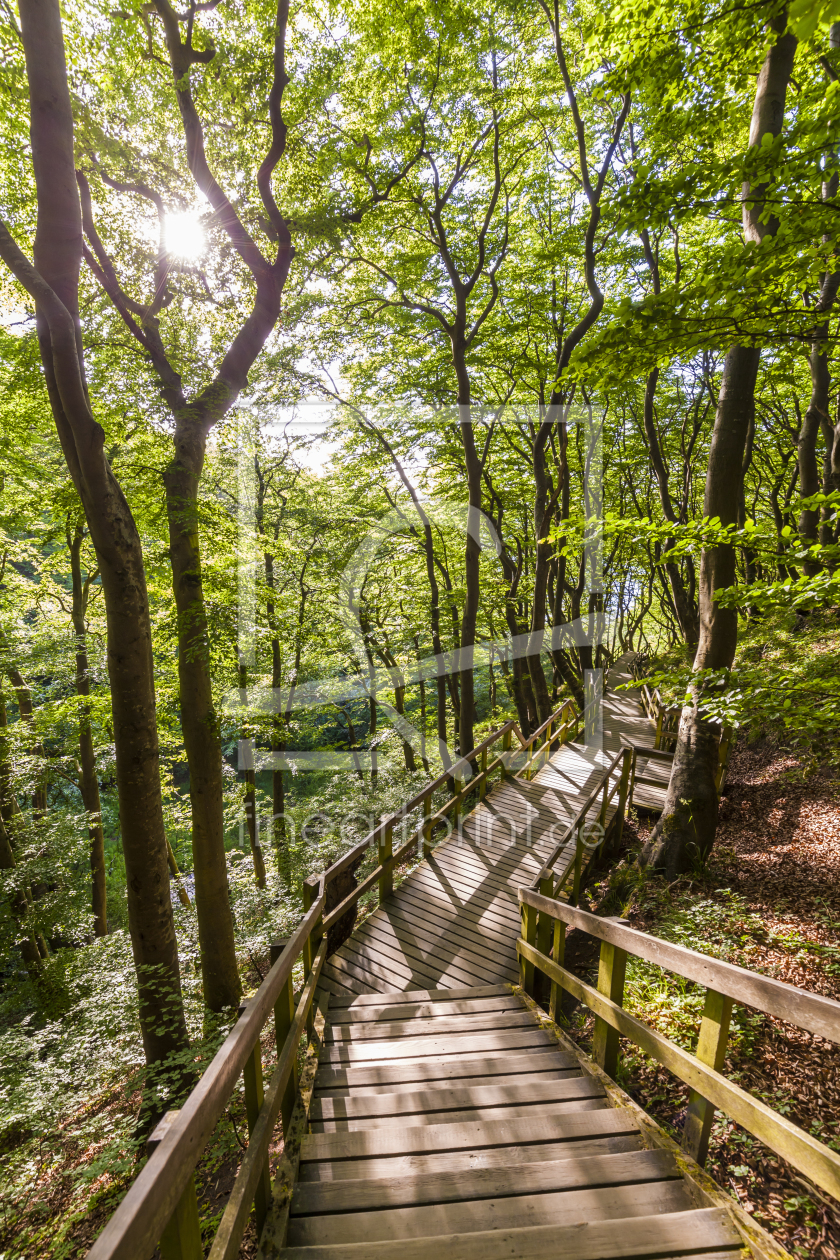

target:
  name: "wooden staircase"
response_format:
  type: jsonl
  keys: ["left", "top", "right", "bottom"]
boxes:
{"left": 275, "top": 985, "right": 742, "bottom": 1258}
{"left": 87, "top": 655, "right": 840, "bottom": 1260}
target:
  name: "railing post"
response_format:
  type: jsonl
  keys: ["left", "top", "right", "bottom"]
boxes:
{"left": 591, "top": 929, "right": 628, "bottom": 1080}
{"left": 479, "top": 747, "right": 488, "bottom": 801}
{"left": 682, "top": 988, "right": 734, "bottom": 1166}
{"left": 422, "top": 794, "right": 433, "bottom": 858}
{"left": 501, "top": 727, "right": 512, "bottom": 777}
{"left": 239, "top": 1002, "right": 271, "bottom": 1231}
{"left": 571, "top": 828, "right": 584, "bottom": 906}
{"left": 378, "top": 820, "right": 393, "bottom": 902}
{"left": 302, "top": 875, "right": 322, "bottom": 1037}
{"left": 147, "top": 1112, "right": 203, "bottom": 1260}
{"left": 544, "top": 718, "right": 554, "bottom": 766}
{"left": 271, "top": 938, "right": 298, "bottom": 1134}
{"left": 535, "top": 875, "right": 553, "bottom": 986}
{"left": 614, "top": 749, "right": 632, "bottom": 849}
{"left": 628, "top": 747, "right": 638, "bottom": 813}
{"left": 519, "top": 898, "right": 537, "bottom": 996}
{"left": 654, "top": 706, "right": 663, "bottom": 749}
{"left": 548, "top": 913, "right": 566, "bottom": 1024}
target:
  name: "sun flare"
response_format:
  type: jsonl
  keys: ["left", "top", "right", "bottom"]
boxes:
{"left": 163, "top": 211, "right": 206, "bottom": 262}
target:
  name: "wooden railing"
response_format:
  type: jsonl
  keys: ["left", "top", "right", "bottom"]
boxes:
{"left": 87, "top": 695, "right": 580, "bottom": 1260}
{"left": 630, "top": 655, "right": 733, "bottom": 795}
{"left": 517, "top": 891, "right": 840, "bottom": 1198}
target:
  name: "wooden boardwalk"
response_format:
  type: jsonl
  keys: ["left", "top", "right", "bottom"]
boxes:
{"left": 275, "top": 986, "right": 742, "bottom": 1258}
{"left": 270, "top": 661, "right": 746, "bottom": 1255}
{"left": 320, "top": 656, "right": 665, "bottom": 1000}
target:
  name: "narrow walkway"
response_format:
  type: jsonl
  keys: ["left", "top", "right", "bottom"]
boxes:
{"left": 319, "top": 655, "right": 665, "bottom": 1000}
{"left": 281, "top": 986, "right": 741, "bottom": 1258}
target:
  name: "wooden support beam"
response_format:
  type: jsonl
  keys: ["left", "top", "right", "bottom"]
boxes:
{"left": 147, "top": 1115, "right": 202, "bottom": 1260}
{"left": 591, "top": 936, "right": 627, "bottom": 1080}
{"left": 378, "top": 821, "right": 393, "bottom": 902}
{"left": 241, "top": 1033, "right": 271, "bottom": 1231}
{"left": 270, "top": 940, "right": 298, "bottom": 1135}
{"left": 682, "top": 989, "right": 734, "bottom": 1167}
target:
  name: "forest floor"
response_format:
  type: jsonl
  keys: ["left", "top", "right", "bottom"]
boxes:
{"left": 563, "top": 736, "right": 840, "bottom": 1260}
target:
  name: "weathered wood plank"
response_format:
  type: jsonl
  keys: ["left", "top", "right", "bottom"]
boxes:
{"left": 297, "top": 1133, "right": 644, "bottom": 1182}
{"left": 301, "top": 1107, "right": 640, "bottom": 1163}
{"left": 314, "top": 1048, "right": 574, "bottom": 1092}
{"left": 292, "top": 1147, "right": 677, "bottom": 1216}
{"left": 328, "top": 995, "right": 522, "bottom": 1024}
{"left": 328, "top": 984, "right": 512, "bottom": 1008}
{"left": 311, "top": 1076, "right": 601, "bottom": 1123}
{"left": 286, "top": 1178, "right": 694, "bottom": 1246}
{"left": 325, "top": 1009, "right": 537, "bottom": 1044}
{"left": 318, "top": 1027, "right": 556, "bottom": 1066}
{"left": 277, "top": 1207, "right": 739, "bottom": 1259}
{"left": 311, "top": 1097, "right": 608, "bottom": 1133}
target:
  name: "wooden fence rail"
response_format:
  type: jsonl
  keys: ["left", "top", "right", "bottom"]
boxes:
{"left": 87, "top": 695, "right": 581, "bottom": 1260}
{"left": 630, "top": 656, "right": 733, "bottom": 794}
{"left": 517, "top": 890, "right": 840, "bottom": 1194}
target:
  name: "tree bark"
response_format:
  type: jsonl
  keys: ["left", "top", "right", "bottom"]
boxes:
{"left": 644, "top": 16, "right": 797, "bottom": 876}
{"left": 67, "top": 522, "right": 107, "bottom": 937}
{"left": 165, "top": 449, "right": 242, "bottom": 1007}
{"left": 3, "top": 0, "right": 190, "bottom": 1070}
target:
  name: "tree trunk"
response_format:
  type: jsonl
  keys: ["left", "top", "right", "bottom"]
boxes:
{"left": 165, "top": 445, "right": 242, "bottom": 1009}
{"left": 238, "top": 660, "right": 267, "bottom": 889}
{"left": 645, "top": 18, "right": 797, "bottom": 875}
{"left": 4, "top": 0, "right": 190, "bottom": 1071}
{"left": 67, "top": 523, "right": 107, "bottom": 937}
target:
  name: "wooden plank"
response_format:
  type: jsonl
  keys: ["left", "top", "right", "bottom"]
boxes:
{"left": 318, "top": 1027, "right": 556, "bottom": 1066}
{"left": 311, "top": 1097, "right": 609, "bottom": 1133}
{"left": 279, "top": 1207, "right": 739, "bottom": 1259}
{"left": 518, "top": 938, "right": 840, "bottom": 1203}
{"left": 314, "top": 1049, "right": 576, "bottom": 1092}
{"left": 311, "top": 1076, "right": 601, "bottom": 1123}
{"left": 298, "top": 1133, "right": 644, "bottom": 1182}
{"left": 327, "top": 940, "right": 438, "bottom": 993}
{"left": 328, "top": 984, "right": 511, "bottom": 1008}
{"left": 400, "top": 867, "right": 524, "bottom": 926}
{"left": 328, "top": 995, "right": 523, "bottom": 1024}
{"left": 376, "top": 888, "right": 523, "bottom": 964}
{"left": 323, "top": 949, "right": 414, "bottom": 997}
{"left": 351, "top": 915, "right": 510, "bottom": 989}
{"left": 338, "top": 932, "right": 445, "bottom": 987}
{"left": 325, "top": 1009, "right": 537, "bottom": 1044}
{"left": 518, "top": 892, "right": 840, "bottom": 1045}
{"left": 292, "top": 1147, "right": 677, "bottom": 1215}
{"left": 286, "top": 1177, "right": 694, "bottom": 1246}
{"left": 301, "top": 1107, "right": 640, "bottom": 1163}
{"left": 315, "top": 1066, "right": 581, "bottom": 1100}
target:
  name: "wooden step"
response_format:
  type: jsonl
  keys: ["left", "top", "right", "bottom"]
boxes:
{"left": 278, "top": 1207, "right": 740, "bottom": 1258}
{"left": 327, "top": 994, "right": 521, "bottom": 1025}
{"left": 328, "top": 984, "right": 512, "bottom": 1009}
{"left": 324, "top": 1008, "right": 537, "bottom": 1043}
{"left": 310, "top": 1075, "right": 599, "bottom": 1126}
{"left": 313, "top": 1049, "right": 577, "bottom": 1095}
{"left": 292, "top": 1147, "right": 678, "bottom": 1215}
{"left": 301, "top": 1107, "right": 640, "bottom": 1167}
{"left": 319, "top": 1026, "right": 556, "bottom": 1065}
{"left": 286, "top": 1180, "right": 695, "bottom": 1246}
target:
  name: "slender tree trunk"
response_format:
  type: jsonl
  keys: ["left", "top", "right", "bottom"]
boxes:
{"left": 3, "top": 0, "right": 191, "bottom": 1071}
{"left": 642, "top": 368, "right": 700, "bottom": 646}
{"left": 238, "top": 660, "right": 267, "bottom": 888}
{"left": 67, "top": 523, "right": 107, "bottom": 936}
{"left": 645, "top": 18, "right": 797, "bottom": 876}
{"left": 165, "top": 445, "right": 242, "bottom": 1009}
{"left": 456, "top": 363, "right": 483, "bottom": 756}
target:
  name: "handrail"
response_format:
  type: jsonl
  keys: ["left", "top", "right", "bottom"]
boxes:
{"left": 517, "top": 888, "right": 840, "bottom": 1199}
{"left": 520, "top": 890, "right": 840, "bottom": 1044}
{"left": 88, "top": 882, "right": 327, "bottom": 1260}
{"left": 530, "top": 745, "right": 628, "bottom": 893}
